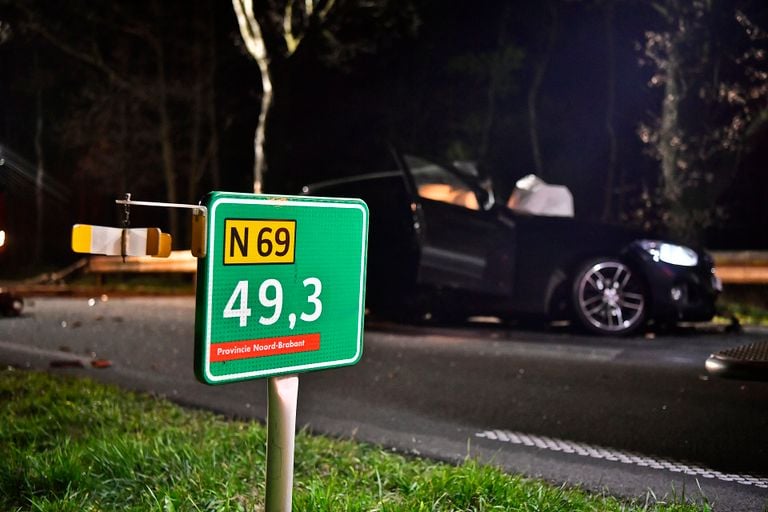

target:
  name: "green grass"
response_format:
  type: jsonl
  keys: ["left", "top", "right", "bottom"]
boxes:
{"left": 716, "top": 302, "right": 768, "bottom": 327}
{"left": 716, "top": 285, "right": 768, "bottom": 327}
{"left": 0, "top": 369, "right": 710, "bottom": 512}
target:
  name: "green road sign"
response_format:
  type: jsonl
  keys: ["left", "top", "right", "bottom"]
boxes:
{"left": 194, "top": 192, "right": 369, "bottom": 384}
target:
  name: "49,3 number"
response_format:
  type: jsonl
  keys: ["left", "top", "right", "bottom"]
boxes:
{"left": 222, "top": 278, "right": 322, "bottom": 330}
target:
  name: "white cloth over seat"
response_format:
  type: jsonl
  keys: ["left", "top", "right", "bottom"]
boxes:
{"left": 507, "top": 174, "right": 574, "bottom": 217}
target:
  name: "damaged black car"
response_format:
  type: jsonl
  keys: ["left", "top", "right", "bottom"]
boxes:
{"left": 302, "top": 153, "right": 721, "bottom": 335}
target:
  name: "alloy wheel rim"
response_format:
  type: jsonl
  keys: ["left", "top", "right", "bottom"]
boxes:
{"left": 578, "top": 261, "right": 645, "bottom": 332}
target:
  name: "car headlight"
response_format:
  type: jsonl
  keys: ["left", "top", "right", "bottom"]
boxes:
{"left": 639, "top": 240, "right": 699, "bottom": 267}
{"left": 0, "top": 230, "right": 5, "bottom": 248}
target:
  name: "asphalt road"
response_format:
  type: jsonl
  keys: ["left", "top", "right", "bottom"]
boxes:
{"left": 1, "top": 296, "right": 767, "bottom": 511}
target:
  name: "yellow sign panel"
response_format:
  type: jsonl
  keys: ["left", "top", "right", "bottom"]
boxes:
{"left": 224, "top": 219, "right": 296, "bottom": 265}
{"left": 71, "top": 224, "right": 97, "bottom": 254}
{"left": 154, "top": 233, "right": 173, "bottom": 258}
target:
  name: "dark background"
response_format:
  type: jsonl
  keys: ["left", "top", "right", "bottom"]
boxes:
{"left": 0, "top": 0, "right": 766, "bottom": 275}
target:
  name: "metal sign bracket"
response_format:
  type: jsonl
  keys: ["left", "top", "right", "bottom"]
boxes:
{"left": 115, "top": 194, "right": 208, "bottom": 257}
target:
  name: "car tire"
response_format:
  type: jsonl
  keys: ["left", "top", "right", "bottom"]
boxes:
{"left": 10, "top": 297, "right": 23, "bottom": 316}
{"left": 571, "top": 258, "right": 647, "bottom": 336}
{"left": 1, "top": 297, "right": 22, "bottom": 316}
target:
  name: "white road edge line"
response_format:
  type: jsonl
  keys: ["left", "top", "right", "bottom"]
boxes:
{"left": 475, "top": 429, "right": 768, "bottom": 489}
{"left": 0, "top": 340, "right": 94, "bottom": 365}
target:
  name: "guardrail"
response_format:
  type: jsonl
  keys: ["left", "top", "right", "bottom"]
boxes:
{"left": 19, "top": 250, "right": 766, "bottom": 285}
{"left": 4, "top": 251, "right": 198, "bottom": 295}
{"left": 84, "top": 250, "right": 767, "bottom": 283}
{"left": 711, "top": 251, "right": 768, "bottom": 284}
{"left": 86, "top": 251, "right": 198, "bottom": 274}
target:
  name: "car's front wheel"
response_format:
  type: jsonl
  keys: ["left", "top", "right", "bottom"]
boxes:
{"left": 0, "top": 293, "right": 23, "bottom": 317}
{"left": 572, "top": 258, "right": 647, "bottom": 336}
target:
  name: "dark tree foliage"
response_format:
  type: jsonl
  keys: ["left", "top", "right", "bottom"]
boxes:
{"left": 638, "top": 0, "right": 768, "bottom": 243}
{"left": 1, "top": 0, "right": 767, "bottom": 272}
{"left": 0, "top": 0, "right": 258, "bottom": 262}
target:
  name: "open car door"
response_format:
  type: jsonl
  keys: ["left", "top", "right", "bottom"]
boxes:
{"left": 398, "top": 154, "right": 516, "bottom": 298}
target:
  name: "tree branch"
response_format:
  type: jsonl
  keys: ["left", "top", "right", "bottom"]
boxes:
{"left": 19, "top": 13, "right": 154, "bottom": 103}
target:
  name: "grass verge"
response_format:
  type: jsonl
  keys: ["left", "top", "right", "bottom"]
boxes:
{"left": 716, "top": 285, "right": 768, "bottom": 327}
{"left": 1, "top": 368, "right": 710, "bottom": 511}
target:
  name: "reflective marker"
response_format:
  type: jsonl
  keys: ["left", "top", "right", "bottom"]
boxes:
{"left": 191, "top": 211, "right": 207, "bottom": 258}
{"left": 71, "top": 224, "right": 168, "bottom": 257}
{"left": 154, "top": 232, "right": 172, "bottom": 258}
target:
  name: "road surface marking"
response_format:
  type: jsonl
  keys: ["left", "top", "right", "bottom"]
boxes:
{"left": 476, "top": 429, "right": 768, "bottom": 489}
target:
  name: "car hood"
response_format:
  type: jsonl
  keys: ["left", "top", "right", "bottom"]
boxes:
{"left": 497, "top": 206, "right": 648, "bottom": 253}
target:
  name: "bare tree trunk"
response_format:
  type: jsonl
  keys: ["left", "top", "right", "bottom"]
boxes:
{"left": 601, "top": 3, "right": 618, "bottom": 222}
{"left": 155, "top": 38, "right": 179, "bottom": 239}
{"left": 659, "top": 47, "right": 682, "bottom": 205}
{"left": 158, "top": 108, "right": 179, "bottom": 238}
{"left": 527, "top": 2, "right": 558, "bottom": 178}
{"left": 34, "top": 86, "right": 44, "bottom": 264}
{"left": 478, "top": 5, "right": 512, "bottom": 164}
{"left": 232, "top": 0, "right": 272, "bottom": 194}
{"left": 189, "top": 30, "right": 204, "bottom": 204}
{"left": 118, "top": 98, "right": 128, "bottom": 194}
{"left": 208, "top": 89, "right": 221, "bottom": 191}
{"left": 187, "top": 1, "right": 220, "bottom": 205}
{"left": 527, "top": 76, "right": 544, "bottom": 176}
{"left": 232, "top": 0, "right": 340, "bottom": 193}
{"left": 253, "top": 74, "right": 272, "bottom": 194}
{"left": 207, "top": 8, "right": 221, "bottom": 191}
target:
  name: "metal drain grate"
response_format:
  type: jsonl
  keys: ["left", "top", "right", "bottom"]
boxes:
{"left": 475, "top": 429, "right": 768, "bottom": 489}
{"left": 715, "top": 342, "right": 768, "bottom": 362}
{"left": 706, "top": 341, "right": 768, "bottom": 380}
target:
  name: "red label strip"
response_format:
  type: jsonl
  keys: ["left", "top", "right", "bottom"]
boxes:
{"left": 210, "top": 333, "right": 321, "bottom": 362}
